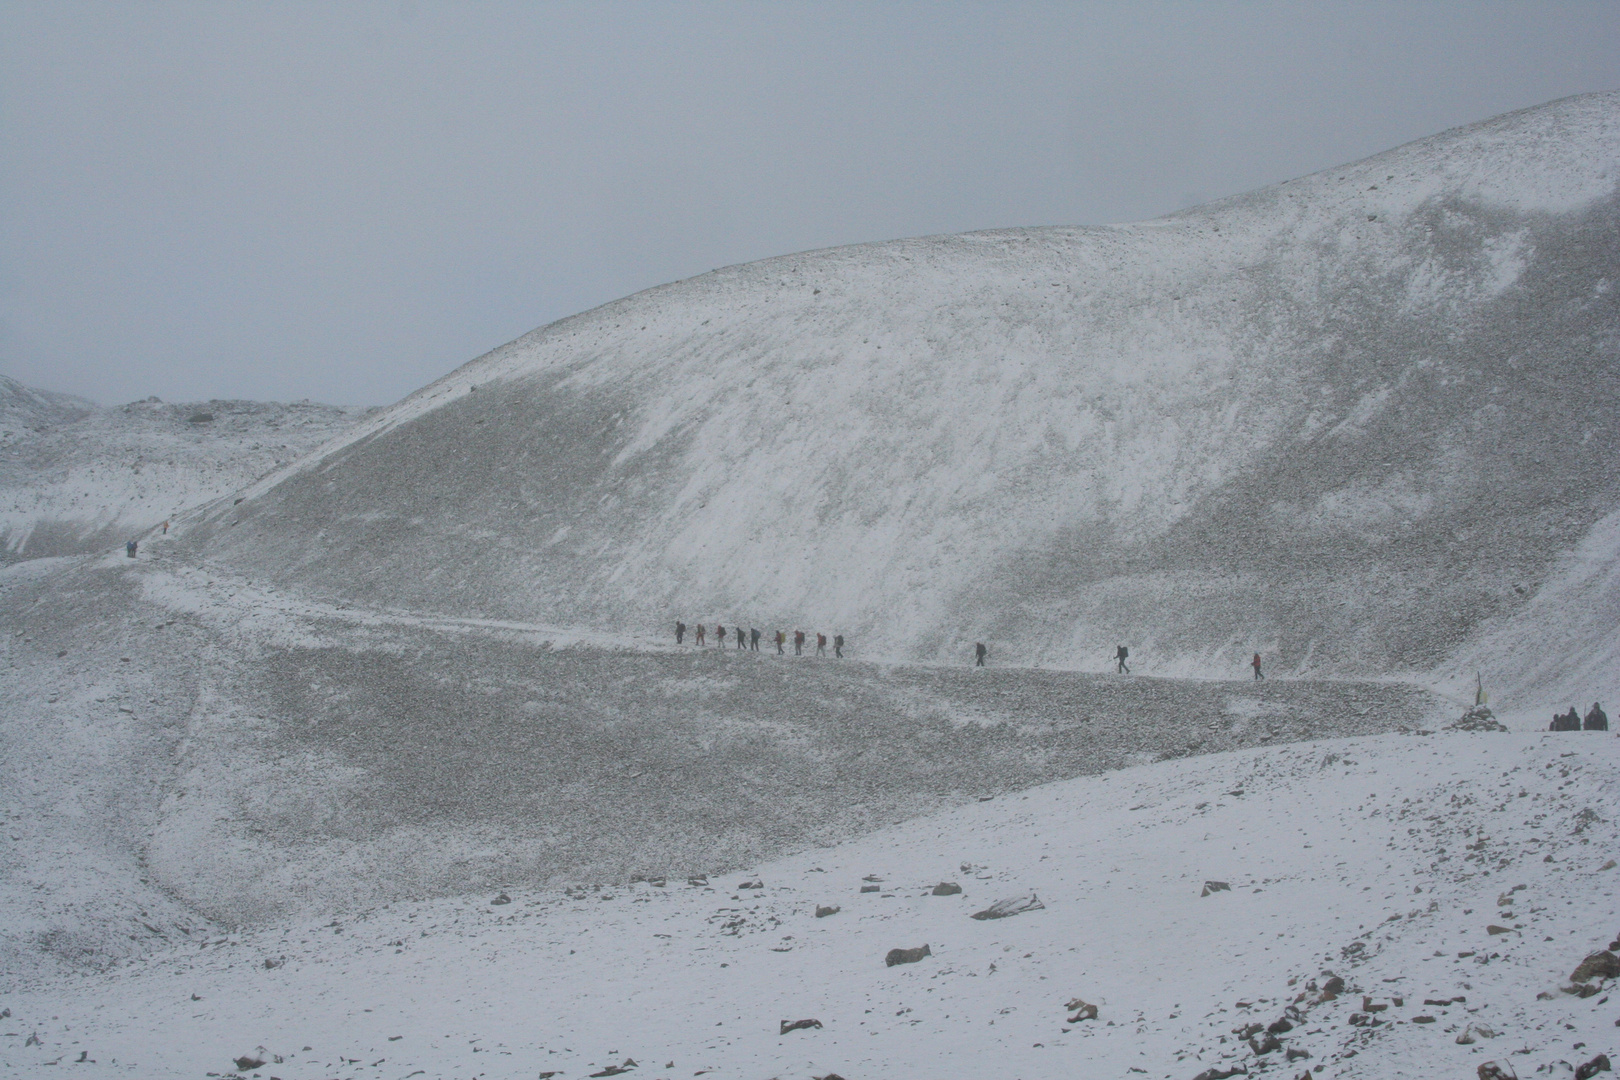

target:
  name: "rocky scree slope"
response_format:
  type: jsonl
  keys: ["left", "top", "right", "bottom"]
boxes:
{"left": 187, "top": 93, "right": 1620, "bottom": 688}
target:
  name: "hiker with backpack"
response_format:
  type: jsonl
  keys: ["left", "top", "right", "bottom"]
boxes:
{"left": 1251, "top": 653, "right": 1264, "bottom": 680}
{"left": 816, "top": 632, "right": 826, "bottom": 657}
{"left": 774, "top": 630, "right": 785, "bottom": 655}
{"left": 833, "top": 634, "right": 844, "bottom": 658}
{"left": 1584, "top": 702, "right": 1608, "bottom": 731}
{"left": 794, "top": 630, "right": 805, "bottom": 656}
{"left": 676, "top": 621, "right": 686, "bottom": 644}
{"left": 1115, "top": 645, "right": 1130, "bottom": 674}
{"left": 750, "top": 628, "right": 761, "bottom": 651}
{"left": 975, "top": 642, "right": 987, "bottom": 667}
{"left": 735, "top": 625, "right": 746, "bottom": 650}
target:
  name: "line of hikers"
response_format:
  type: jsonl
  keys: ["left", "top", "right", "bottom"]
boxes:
{"left": 1550, "top": 703, "right": 1607, "bottom": 731}
{"left": 675, "top": 622, "right": 844, "bottom": 658}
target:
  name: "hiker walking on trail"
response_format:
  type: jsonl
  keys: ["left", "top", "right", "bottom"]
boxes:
{"left": 750, "top": 627, "right": 761, "bottom": 651}
{"left": 695, "top": 624, "right": 706, "bottom": 646}
{"left": 1115, "top": 645, "right": 1130, "bottom": 674}
{"left": 834, "top": 634, "right": 844, "bottom": 658}
{"left": 794, "top": 630, "right": 805, "bottom": 656}
{"left": 1251, "top": 653, "right": 1264, "bottom": 681}
{"left": 735, "top": 626, "right": 746, "bottom": 650}
{"left": 816, "top": 633, "right": 826, "bottom": 657}
{"left": 676, "top": 621, "right": 686, "bottom": 644}
{"left": 1551, "top": 707, "right": 1581, "bottom": 731}
{"left": 975, "top": 642, "right": 987, "bottom": 667}
{"left": 125, "top": 540, "right": 138, "bottom": 558}
{"left": 1585, "top": 702, "right": 1609, "bottom": 731}
{"left": 775, "top": 630, "right": 785, "bottom": 654}
{"left": 715, "top": 625, "right": 727, "bottom": 648}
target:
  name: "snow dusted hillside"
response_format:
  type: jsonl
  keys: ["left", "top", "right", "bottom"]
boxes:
{"left": 0, "top": 375, "right": 364, "bottom": 561}
{"left": 185, "top": 93, "right": 1620, "bottom": 699}
{"left": 3, "top": 729, "right": 1616, "bottom": 1080}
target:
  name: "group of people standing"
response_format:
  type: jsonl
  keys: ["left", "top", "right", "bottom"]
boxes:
{"left": 675, "top": 621, "right": 844, "bottom": 658}
{"left": 1550, "top": 702, "right": 1607, "bottom": 731}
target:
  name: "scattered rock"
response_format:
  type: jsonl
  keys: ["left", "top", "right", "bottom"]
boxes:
{"left": 779, "top": 1018, "right": 823, "bottom": 1035}
{"left": 1248, "top": 1033, "right": 1282, "bottom": 1055}
{"left": 1361, "top": 996, "right": 1387, "bottom": 1013}
{"left": 235, "top": 1056, "right": 267, "bottom": 1071}
{"left": 1412, "top": 1015, "right": 1435, "bottom": 1024}
{"left": 1320, "top": 975, "right": 1345, "bottom": 995}
{"left": 1575, "top": 1053, "right": 1612, "bottom": 1080}
{"left": 1572, "top": 951, "right": 1620, "bottom": 983}
{"left": 1065, "top": 997, "right": 1098, "bottom": 1021}
{"left": 1201, "top": 881, "right": 1232, "bottom": 897}
{"left": 490, "top": 892, "right": 511, "bottom": 905}
{"left": 814, "top": 1074, "right": 848, "bottom": 1080}
{"left": 687, "top": 875, "right": 708, "bottom": 887}
{"left": 931, "top": 882, "right": 963, "bottom": 896}
{"left": 738, "top": 880, "right": 763, "bottom": 890}
{"left": 970, "top": 893, "right": 1044, "bottom": 920}
{"left": 263, "top": 957, "right": 283, "bottom": 969}
{"left": 1486, "top": 924, "right": 1514, "bottom": 935}
{"left": 814, "top": 905, "right": 840, "bottom": 918}
{"left": 25, "top": 1033, "right": 40, "bottom": 1046}
{"left": 1565, "top": 983, "right": 1603, "bottom": 998}
{"left": 1286, "top": 1047, "right": 1311, "bottom": 1061}
{"left": 885, "top": 944, "right": 932, "bottom": 967}
{"left": 860, "top": 885, "right": 881, "bottom": 893}
{"left": 1191, "top": 1065, "right": 1248, "bottom": 1080}
{"left": 1267, "top": 1017, "right": 1293, "bottom": 1034}
{"left": 1424, "top": 996, "right": 1466, "bottom": 1006}
{"left": 1478, "top": 1062, "right": 1518, "bottom": 1080}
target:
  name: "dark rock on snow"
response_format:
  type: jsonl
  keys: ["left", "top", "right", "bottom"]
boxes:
{"left": 885, "top": 944, "right": 932, "bottom": 967}
{"left": 970, "top": 893, "right": 1044, "bottom": 920}
{"left": 814, "top": 904, "right": 841, "bottom": 918}
{"left": 1201, "top": 881, "right": 1231, "bottom": 897}
{"left": 931, "top": 881, "right": 962, "bottom": 896}
{"left": 1571, "top": 950, "right": 1620, "bottom": 983}
{"left": 779, "top": 1018, "right": 823, "bottom": 1035}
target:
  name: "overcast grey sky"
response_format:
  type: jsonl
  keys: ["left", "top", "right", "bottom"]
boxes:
{"left": 3, "top": 2, "right": 1617, "bottom": 407}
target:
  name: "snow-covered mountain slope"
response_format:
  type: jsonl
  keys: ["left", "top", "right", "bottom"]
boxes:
{"left": 185, "top": 92, "right": 1620, "bottom": 684}
{"left": 4, "top": 729, "right": 1615, "bottom": 1080}
{"left": 0, "top": 376, "right": 364, "bottom": 562}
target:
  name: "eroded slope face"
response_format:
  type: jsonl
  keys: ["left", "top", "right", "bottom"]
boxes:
{"left": 191, "top": 93, "right": 1620, "bottom": 675}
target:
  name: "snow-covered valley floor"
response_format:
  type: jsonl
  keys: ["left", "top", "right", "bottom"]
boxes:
{"left": 3, "top": 729, "right": 1615, "bottom": 1080}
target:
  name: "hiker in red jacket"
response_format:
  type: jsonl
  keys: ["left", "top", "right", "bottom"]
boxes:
{"left": 1251, "top": 653, "right": 1263, "bottom": 680}
{"left": 816, "top": 632, "right": 827, "bottom": 657}
{"left": 774, "top": 630, "right": 785, "bottom": 654}
{"left": 794, "top": 630, "right": 805, "bottom": 656}
{"left": 695, "top": 624, "right": 706, "bottom": 646}
{"left": 715, "top": 625, "right": 726, "bottom": 648}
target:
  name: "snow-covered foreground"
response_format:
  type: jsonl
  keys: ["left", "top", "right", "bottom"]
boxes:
{"left": 4, "top": 730, "right": 1615, "bottom": 1080}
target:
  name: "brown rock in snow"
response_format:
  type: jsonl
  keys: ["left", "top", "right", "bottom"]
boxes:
{"left": 1478, "top": 1062, "right": 1518, "bottom": 1080}
{"left": 885, "top": 944, "right": 932, "bottom": 966}
{"left": 1571, "top": 950, "right": 1620, "bottom": 983}
{"left": 931, "top": 881, "right": 962, "bottom": 896}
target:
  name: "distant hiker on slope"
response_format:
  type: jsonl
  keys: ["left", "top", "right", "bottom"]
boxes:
{"left": 735, "top": 625, "right": 746, "bottom": 650}
{"left": 794, "top": 630, "right": 805, "bottom": 656}
{"left": 676, "top": 621, "right": 686, "bottom": 645}
{"left": 775, "top": 630, "right": 785, "bottom": 655}
{"left": 1584, "top": 703, "right": 1608, "bottom": 731}
{"left": 1549, "top": 708, "right": 1579, "bottom": 731}
{"left": 715, "top": 625, "right": 727, "bottom": 648}
{"left": 750, "top": 627, "right": 761, "bottom": 651}
{"left": 695, "top": 624, "right": 706, "bottom": 646}
{"left": 125, "top": 540, "right": 137, "bottom": 558}
{"left": 834, "top": 634, "right": 844, "bottom": 658}
{"left": 816, "top": 632, "right": 826, "bottom": 657}
{"left": 1115, "top": 645, "right": 1130, "bottom": 674}
{"left": 1251, "top": 653, "right": 1264, "bottom": 681}
{"left": 975, "top": 642, "right": 987, "bottom": 667}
